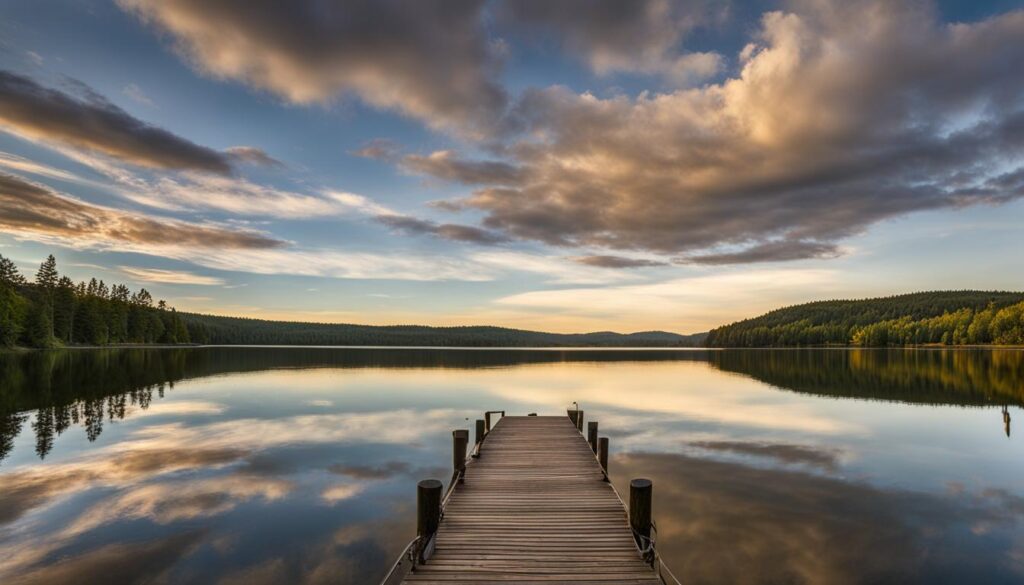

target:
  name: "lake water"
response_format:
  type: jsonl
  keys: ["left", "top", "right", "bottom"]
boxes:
{"left": 1, "top": 347, "right": 1023, "bottom": 584}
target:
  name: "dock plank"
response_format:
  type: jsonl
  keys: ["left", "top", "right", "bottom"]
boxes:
{"left": 402, "top": 415, "right": 660, "bottom": 584}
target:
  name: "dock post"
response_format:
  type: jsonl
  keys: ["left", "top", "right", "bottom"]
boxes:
{"left": 474, "top": 419, "right": 485, "bottom": 449}
{"left": 629, "top": 478, "right": 653, "bottom": 548}
{"left": 598, "top": 437, "right": 609, "bottom": 476}
{"left": 485, "top": 411, "right": 492, "bottom": 433}
{"left": 567, "top": 409, "right": 579, "bottom": 428}
{"left": 577, "top": 410, "right": 585, "bottom": 431}
{"left": 416, "top": 479, "right": 443, "bottom": 562}
{"left": 588, "top": 421, "right": 599, "bottom": 453}
{"left": 453, "top": 430, "right": 468, "bottom": 481}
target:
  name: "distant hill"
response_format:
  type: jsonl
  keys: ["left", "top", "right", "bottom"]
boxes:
{"left": 705, "top": 291, "right": 1024, "bottom": 347}
{"left": 181, "top": 313, "right": 708, "bottom": 347}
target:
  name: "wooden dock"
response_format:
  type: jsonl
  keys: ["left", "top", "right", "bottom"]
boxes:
{"left": 399, "top": 414, "right": 662, "bottom": 585}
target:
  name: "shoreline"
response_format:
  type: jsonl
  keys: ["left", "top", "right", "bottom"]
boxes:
{"left": 3, "top": 343, "right": 1024, "bottom": 352}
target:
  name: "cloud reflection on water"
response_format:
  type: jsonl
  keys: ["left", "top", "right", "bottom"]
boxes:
{"left": 615, "top": 452, "right": 1024, "bottom": 585}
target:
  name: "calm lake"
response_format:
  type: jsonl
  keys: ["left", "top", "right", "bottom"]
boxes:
{"left": 1, "top": 347, "right": 1023, "bottom": 584}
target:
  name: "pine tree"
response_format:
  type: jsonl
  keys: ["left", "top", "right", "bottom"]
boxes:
{"left": 35, "top": 255, "right": 58, "bottom": 289}
{"left": 53, "top": 276, "right": 77, "bottom": 343}
{"left": 0, "top": 254, "right": 25, "bottom": 286}
{"left": 35, "top": 255, "right": 59, "bottom": 342}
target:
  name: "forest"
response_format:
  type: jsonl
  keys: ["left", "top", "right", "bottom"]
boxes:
{"left": 706, "top": 291, "right": 1024, "bottom": 347}
{"left": 0, "top": 254, "right": 190, "bottom": 348}
{"left": 180, "top": 313, "right": 704, "bottom": 347}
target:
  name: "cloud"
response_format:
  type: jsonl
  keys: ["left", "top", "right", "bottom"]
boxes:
{"left": 328, "top": 462, "right": 410, "bottom": 480}
{"left": 0, "top": 70, "right": 233, "bottom": 173}
{"left": 0, "top": 172, "right": 284, "bottom": 250}
{"left": 122, "top": 82, "right": 155, "bottom": 107}
{"left": 4, "top": 531, "right": 204, "bottom": 585}
{"left": 118, "top": 0, "right": 508, "bottom": 137}
{"left": 376, "top": 214, "right": 510, "bottom": 245}
{"left": 447, "top": 1, "right": 1024, "bottom": 263}
{"left": 120, "top": 266, "right": 227, "bottom": 286}
{"left": 679, "top": 239, "right": 843, "bottom": 265}
{"left": 0, "top": 447, "right": 247, "bottom": 526}
{"left": 122, "top": 173, "right": 367, "bottom": 218}
{"left": 25, "top": 51, "right": 44, "bottom": 66}
{"left": 225, "top": 146, "right": 284, "bottom": 168}
{"left": 498, "top": 0, "right": 725, "bottom": 84}
{"left": 493, "top": 268, "right": 840, "bottom": 330}
{"left": 571, "top": 255, "right": 668, "bottom": 268}
{"left": 690, "top": 440, "right": 841, "bottom": 471}
{"left": 401, "top": 150, "right": 526, "bottom": 185}
{"left": 350, "top": 138, "right": 401, "bottom": 161}
{"left": 0, "top": 173, "right": 500, "bottom": 282}
{"left": 614, "top": 452, "right": 1024, "bottom": 584}
{"left": 0, "top": 151, "right": 106, "bottom": 188}
{"left": 320, "top": 483, "right": 364, "bottom": 504}
{"left": 471, "top": 250, "right": 640, "bottom": 285}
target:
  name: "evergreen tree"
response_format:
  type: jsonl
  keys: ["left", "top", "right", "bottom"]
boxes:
{"left": 34, "top": 255, "right": 59, "bottom": 342}
{"left": 53, "top": 276, "right": 77, "bottom": 343}
{"left": 0, "top": 254, "right": 26, "bottom": 286}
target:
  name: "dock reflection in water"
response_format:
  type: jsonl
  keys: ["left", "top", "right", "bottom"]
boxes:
{"left": 0, "top": 347, "right": 1022, "bottom": 584}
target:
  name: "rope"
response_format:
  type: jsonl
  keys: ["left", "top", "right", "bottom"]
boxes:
{"left": 377, "top": 536, "right": 421, "bottom": 585}
{"left": 378, "top": 423, "right": 487, "bottom": 585}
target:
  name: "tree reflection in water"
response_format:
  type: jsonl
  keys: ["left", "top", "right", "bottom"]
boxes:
{"left": 2, "top": 347, "right": 1024, "bottom": 463}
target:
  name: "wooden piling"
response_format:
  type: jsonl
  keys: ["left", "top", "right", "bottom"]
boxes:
{"left": 474, "top": 419, "right": 485, "bottom": 448}
{"left": 400, "top": 417, "right": 660, "bottom": 584}
{"left": 416, "top": 478, "right": 442, "bottom": 560}
{"left": 629, "top": 478, "right": 653, "bottom": 545}
{"left": 567, "top": 408, "right": 579, "bottom": 428}
{"left": 452, "top": 430, "right": 468, "bottom": 479}
{"left": 588, "top": 421, "right": 599, "bottom": 453}
{"left": 484, "top": 411, "right": 492, "bottom": 433}
{"left": 598, "top": 437, "right": 609, "bottom": 476}
{"left": 576, "top": 409, "right": 584, "bottom": 431}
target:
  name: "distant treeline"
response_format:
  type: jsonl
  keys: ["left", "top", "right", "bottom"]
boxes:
{"left": 706, "top": 291, "right": 1024, "bottom": 347}
{"left": 182, "top": 312, "right": 705, "bottom": 347}
{"left": 0, "top": 254, "right": 190, "bottom": 348}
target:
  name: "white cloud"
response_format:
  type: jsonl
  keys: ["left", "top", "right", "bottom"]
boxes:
{"left": 122, "top": 83, "right": 156, "bottom": 107}
{"left": 120, "top": 266, "right": 226, "bottom": 286}
{"left": 493, "top": 268, "right": 841, "bottom": 330}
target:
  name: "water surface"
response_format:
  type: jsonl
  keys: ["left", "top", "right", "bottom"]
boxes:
{"left": 1, "top": 347, "right": 1022, "bottom": 584}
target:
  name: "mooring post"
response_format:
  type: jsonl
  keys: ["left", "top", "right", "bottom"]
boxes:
{"left": 453, "top": 429, "right": 468, "bottom": 481}
{"left": 598, "top": 437, "right": 609, "bottom": 477}
{"left": 485, "top": 411, "right": 492, "bottom": 433}
{"left": 576, "top": 409, "right": 585, "bottom": 431}
{"left": 474, "top": 419, "right": 485, "bottom": 449}
{"left": 567, "top": 408, "right": 577, "bottom": 427}
{"left": 416, "top": 479, "right": 443, "bottom": 562}
{"left": 629, "top": 478, "right": 653, "bottom": 548}
{"left": 588, "top": 421, "right": 599, "bottom": 453}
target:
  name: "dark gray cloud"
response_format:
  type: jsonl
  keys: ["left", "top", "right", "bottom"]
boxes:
{"left": 118, "top": 0, "right": 507, "bottom": 137}
{"left": 375, "top": 214, "right": 509, "bottom": 245}
{"left": 497, "top": 0, "right": 724, "bottom": 83}
{"left": 680, "top": 240, "right": 842, "bottom": 265}
{"left": 401, "top": 150, "right": 526, "bottom": 186}
{"left": 0, "top": 70, "right": 233, "bottom": 174}
{"left": 431, "top": 1, "right": 1024, "bottom": 263}
{"left": 571, "top": 255, "right": 668, "bottom": 269}
{"left": 690, "top": 440, "right": 841, "bottom": 471}
{"left": 0, "top": 172, "right": 284, "bottom": 250}
{"left": 225, "top": 146, "right": 285, "bottom": 169}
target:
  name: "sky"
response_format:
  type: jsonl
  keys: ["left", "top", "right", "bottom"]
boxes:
{"left": 0, "top": 0, "right": 1022, "bottom": 334}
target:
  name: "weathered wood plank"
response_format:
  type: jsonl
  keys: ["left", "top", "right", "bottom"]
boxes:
{"left": 401, "top": 415, "right": 659, "bottom": 584}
